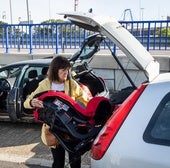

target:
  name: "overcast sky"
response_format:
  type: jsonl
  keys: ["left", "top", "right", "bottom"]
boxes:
{"left": 0, "top": 0, "right": 170, "bottom": 24}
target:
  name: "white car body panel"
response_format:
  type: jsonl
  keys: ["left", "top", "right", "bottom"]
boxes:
{"left": 63, "top": 12, "right": 160, "bottom": 81}
{"left": 91, "top": 73, "right": 170, "bottom": 168}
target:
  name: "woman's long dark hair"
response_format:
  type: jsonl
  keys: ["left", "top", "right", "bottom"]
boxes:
{"left": 48, "top": 56, "right": 71, "bottom": 82}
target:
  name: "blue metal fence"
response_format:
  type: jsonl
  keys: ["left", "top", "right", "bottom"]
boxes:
{"left": 121, "top": 20, "right": 170, "bottom": 51}
{"left": 0, "top": 20, "right": 169, "bottom": 54}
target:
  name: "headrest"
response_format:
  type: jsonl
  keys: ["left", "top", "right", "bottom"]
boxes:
{"left": 28, "top": 70, "right": 38, "bottom": 79}
{"left": 41, "top": 67, "right": 48, "bottom": 75}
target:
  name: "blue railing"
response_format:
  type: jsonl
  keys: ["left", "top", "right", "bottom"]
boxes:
{"left": 0, "top": 20, "right": 169, "bottom": 54}
{"left": 121, "top": 20, "right": 170, "bottom": 51}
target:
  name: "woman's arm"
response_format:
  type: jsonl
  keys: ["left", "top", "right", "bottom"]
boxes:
{"left": 24, "top": 79, "right": 50, "bottom": 109}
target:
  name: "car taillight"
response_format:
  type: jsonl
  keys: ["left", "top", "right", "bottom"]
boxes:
{"left": 91, "top": 84, "right": 147, "bottom": 160}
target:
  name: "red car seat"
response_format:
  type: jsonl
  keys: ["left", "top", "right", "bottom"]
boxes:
{"left": 34, "top": 90, "right": 112, "bottom": 156}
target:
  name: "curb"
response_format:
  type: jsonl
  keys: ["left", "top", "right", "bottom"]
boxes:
{"left": 0, "top": 153, "right": 52, "bottom": 167}
{"left": 0, "top": 153, "right": 91, "bottom": 168}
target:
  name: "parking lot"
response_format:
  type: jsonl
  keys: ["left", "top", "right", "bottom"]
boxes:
{"left": 0, "top": 122, "right": 90, "bottom": 168}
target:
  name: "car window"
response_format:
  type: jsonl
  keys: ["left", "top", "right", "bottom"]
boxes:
{"left": 80, "top": 45, "right": 95, "bottom": 58}
{"left": 0, "top": 71, "right": 7, "bottom": 78}
{"left": 22, "top": 66, "right": 48, "bottom": 83}
{"left": 144, "top": 92, "right": 170, "bottom": 146}
{"left": 0, "top": 67, "right": 21, "bottom": 87}
{"left": 8, "top": 68, "right": 21, "bottom": 78}
{"left": 23, "top": 67, "right": 48, "bottom": 78}
{"left": 22, "top": 66, "right": 48, "bottom": 99}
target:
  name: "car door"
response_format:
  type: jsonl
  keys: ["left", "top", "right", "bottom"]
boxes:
{"left": 0, "top": 65, "right": 23, "bottom": 121}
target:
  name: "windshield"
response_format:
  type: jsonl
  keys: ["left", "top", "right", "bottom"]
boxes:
{"left": 0, "top": 71, "right": 6, "bottom": 78}
{"left": 79, "top": 45, "right": 96, "bottom": 58}
{"left": 69, "top": 33, "right": 104, "bottom": 62}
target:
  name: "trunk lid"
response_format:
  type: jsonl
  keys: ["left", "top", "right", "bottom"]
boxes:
{"left": 62, "top": 12, "right": 160, "bottom": 81}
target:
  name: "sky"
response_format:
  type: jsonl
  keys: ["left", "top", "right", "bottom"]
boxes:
{"left": 0, "top": 0, "right": 170, "bottom": 24}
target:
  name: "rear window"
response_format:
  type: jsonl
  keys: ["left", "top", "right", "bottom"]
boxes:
{"left": 144, "top": 92, "right": 170, "bottom": 146}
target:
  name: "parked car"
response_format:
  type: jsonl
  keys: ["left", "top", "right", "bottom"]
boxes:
{"left": 0, "top": 33, "right": 109, "bottom": 122}
{"left": 61, "top": 12, "right": 170, "bottom": 167}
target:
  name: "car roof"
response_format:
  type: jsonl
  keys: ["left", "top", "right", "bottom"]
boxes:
{"left": 3, "top": 58, "right": 52, "bottom": 67}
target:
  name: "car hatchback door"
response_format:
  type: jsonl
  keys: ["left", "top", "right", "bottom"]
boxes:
{"left": 62, "top": 12, "right": 160, "bottom": 82}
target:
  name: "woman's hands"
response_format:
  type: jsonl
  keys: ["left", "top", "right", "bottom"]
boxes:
{"left": 31, "top": 98, "right": 44, "bottom": 108}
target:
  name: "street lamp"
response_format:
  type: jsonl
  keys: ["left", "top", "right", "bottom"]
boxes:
{"left": 49, "top": 0, "right": 51, "bottom": 22}
{"left": 26, "top": 0, "right": 30, "bottom": 24}
{"left": 9, "top": 0, "right": 13, "bottom": 24}
{"left": 74, "top": 0, "right": 78, "bottom": 11}
{"left": 29, "top": 11, "right": 31, "bottom": 23}
{"left": 140, "top": 8, "right": 144, "bottom": 21}
{"left": 139, "top": 0, "right": 144, "bottom": 36}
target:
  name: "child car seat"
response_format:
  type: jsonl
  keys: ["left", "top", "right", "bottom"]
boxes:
{"left": 34, "top": 90, "right": 112, "bottom": 156}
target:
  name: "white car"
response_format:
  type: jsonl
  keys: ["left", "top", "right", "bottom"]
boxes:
{"left": 63, "top": 12, "right": 170, "bottom": 168}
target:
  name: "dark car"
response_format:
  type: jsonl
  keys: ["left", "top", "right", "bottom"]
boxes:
{"left": 0, "top": 59, "right": 51, "bottom": 122}
{"left": 0, "top": 33, "right": 109, "bottom": 122}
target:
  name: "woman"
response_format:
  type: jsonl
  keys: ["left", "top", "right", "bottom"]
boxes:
{"left": 24, "top": 56, "right": 90, "bottom": 168}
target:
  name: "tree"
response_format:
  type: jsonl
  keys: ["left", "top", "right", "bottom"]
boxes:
{"left": 156, "top": 27, "right": 170, "bottom": 36}
{"left": 0, "top": 20, "right": 7, "bottom": 35}
{"left": 0, "top": 21, "right": 7, "bottom": 24}
{"left": 34, "top": 19, "right": 66, "bottom": 35}
{"left": 41, "top": 19, "right": 65, "bottom": 24}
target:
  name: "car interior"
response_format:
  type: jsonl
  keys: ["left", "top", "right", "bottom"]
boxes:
{"left": 71, "top": 62, "right": 107, "bottom": 97}
{"left": 23, "top": 70, "right": 39, "bottom": 99}
{"left": 23, "top": 67, "right": 48, "bottom": 99}
{"left": 22, "top": 67, "right": 48, "bottom": 114}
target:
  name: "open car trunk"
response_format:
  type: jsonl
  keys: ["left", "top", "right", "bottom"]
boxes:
{"left": 62, "top": 12, "right": 160, "bottom": 82}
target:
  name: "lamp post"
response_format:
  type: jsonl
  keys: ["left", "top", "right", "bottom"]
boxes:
{"left": 29, "top": 11, "right": 31, "bottom": 23}
{"left": 140, "top": 7, "right": 144, "bottom": 21}
{"left": 139, "top": 0, "right": 144, "bottom": 36}
{"left": 9, "top": 0, "right": 13, "bottom": 24}
{"left": 74, "top": 0, "right": 78, "bottom": 11}
{"left": 49, "top": 0, "right": 51, "bottom": 22}
{"left": 26, "top": 0, "right": 30, "bottom": 24}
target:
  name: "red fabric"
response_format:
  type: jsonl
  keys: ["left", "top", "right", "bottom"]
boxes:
{"left": 33, "top": 110, "right": 39, "bottom": 121}
{"left": 84, "top": 96, "right": 109, "bottom": 117}
{"left": 37, "top": 90, "right": 109, "bottom": 118}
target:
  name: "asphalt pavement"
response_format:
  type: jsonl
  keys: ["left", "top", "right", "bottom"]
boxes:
{"left": 0, "top": 160, "right": 50, "bottom": 168}
{"left": 0, "top": 122, "right": 90, "bottom": 168}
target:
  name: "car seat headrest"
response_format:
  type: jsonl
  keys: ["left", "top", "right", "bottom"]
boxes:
{"left": 28, "top": 70, "right": 38, "bottom": 79}
{"left": 41, "top": 67, "right": 48, "bottom": 75}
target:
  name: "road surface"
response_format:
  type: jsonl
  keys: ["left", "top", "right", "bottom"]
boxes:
{"left": 0, "top": 122, "right": 90, "bottom": 168}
